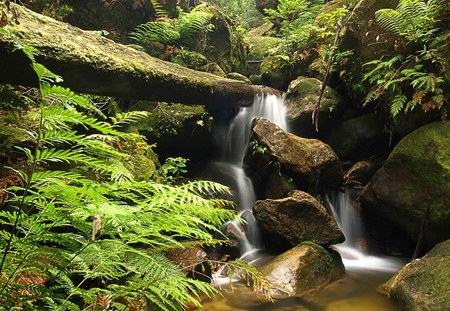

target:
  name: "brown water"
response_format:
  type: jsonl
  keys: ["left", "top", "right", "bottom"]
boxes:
{"left": 190, "top": 268, "right": 404, "bottom": 311}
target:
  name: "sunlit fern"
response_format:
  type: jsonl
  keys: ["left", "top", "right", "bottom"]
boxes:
{"left": 0, "top": 35, "right": 271, "bottom": 310}
{"left": 128, "top": 6, "right": 212, "bottom": 50}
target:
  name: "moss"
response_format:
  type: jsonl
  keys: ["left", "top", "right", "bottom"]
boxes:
{"left": 248, "top": 36, "right": 281, "bottom": 60}
{"left": 130, "top": 101, "right": 207, "bottom": 139}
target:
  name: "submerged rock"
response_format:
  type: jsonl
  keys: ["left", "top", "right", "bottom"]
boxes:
{"left": 382, "top": 240, "right": 450, "bottom": 310}
{"left": 261, "top": 242, "right": 345, "bottom": 298}
{"left": 361, "top": 121, "right": 450, "bottom": 252}
{"left": 253, "top": 190, "right": 344, "bottom": 248}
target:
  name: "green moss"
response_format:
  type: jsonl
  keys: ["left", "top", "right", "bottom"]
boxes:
{"left": 129, "top": 101, "right": 207, "bottom": 139}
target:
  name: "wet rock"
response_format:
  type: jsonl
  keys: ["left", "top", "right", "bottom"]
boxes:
{"left": 343, "top": 158, "right": 382, "bottom": 189}
{"left": 245, "top": 118, "right": 343, "bottom": 193}
{"left": 261, "top": 242, "right": 345, "bottom": 298}
{"left": 253, "top": 190, "right": 344, "bottom": 248}
{"left": 284, "top": 76, "right": 344, "bottom": 137}
{"left": 265, "top": 171, "right": 297, "bottom": 199}
{"left": 323, "top": 114, "right": 386, "bottom": 161}
{"left": 382, "top": 240, "right": 450, "bottom": 310}
{"left": 361, "top": 121, "right": 450, "bottom": 252}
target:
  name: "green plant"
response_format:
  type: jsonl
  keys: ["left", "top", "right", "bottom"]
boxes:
{"left": 264, "top": 0, "right": 323, "bottom": 38}
{"left": 207, "top": 0, "right": 264, "bottom": 29}
{"left": 0, "top": 36, "right": 271, "bottom": 310}
{"left": 128, "top": 5, "right": 213, "bottom": 52}
{"left": 159, "top": 156, "right": 188, "bottom": 183}
{"left": 362, "top": 0, "right": 447, "bottom": 120}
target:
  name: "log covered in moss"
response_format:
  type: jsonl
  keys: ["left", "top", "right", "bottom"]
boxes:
{"left": 0, "top": 3, "right": 257, "bottom": 107}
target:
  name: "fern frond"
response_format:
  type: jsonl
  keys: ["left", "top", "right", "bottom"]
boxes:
{"left": 40, "top": 84, "right": 105, "bottom": 119}
{"left": 150, "top": 0, "right": 168, "bottom": 18}
{"left": 111, "top": 111, "right": 149, "bottom": 129}
{"left": 33, "top": 64, "right": 63, "bottom": 85}
{"left": 375, "top": 9, "right": 402, "bottom": 36}
{"left": 390, "top": 94, "right": 407, "bottom": 117}
{"left": 175, "top": 10, "right": 212, "bottom": 47}
{"left": 129, "top": 21, "right": 180, "bottom": 46}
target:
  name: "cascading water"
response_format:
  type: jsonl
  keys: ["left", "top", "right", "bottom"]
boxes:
{"left": 212, "top": 90, "right": 288, "bottom": 262}
{"left": 199, "top": 91, "right": 406, "bottom": 311}
{"left": 327, "top": 190, "right": 405, "bottom": 272}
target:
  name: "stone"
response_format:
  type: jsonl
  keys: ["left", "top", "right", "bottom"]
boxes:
{"left": 382, "top": 240, "right": 450, "bottom": 310}
{"left": 253, "top": 190, "right": 344, "bottom": 247}
{"left": 261, "top": 242, "right": 345, "bottom": 298}
{"left": 361, "top": 121, "right": 450, "bottom": 252}
{"left": 322, "top": 114, "right": 386, "bottom": 161}
{"left": 245, "top": 117, "right": 343, "bottom": 193}
{"left": 284, "top": 76, "right": 344, "bottom": 137}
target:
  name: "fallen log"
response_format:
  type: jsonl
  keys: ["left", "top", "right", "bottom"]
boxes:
{"left": 0, "top": 3, "right": 257, "bottom": 107}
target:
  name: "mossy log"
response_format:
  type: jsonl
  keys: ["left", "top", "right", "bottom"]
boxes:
{"left": 0, "top": 3, "right": 257, "bottom": 107}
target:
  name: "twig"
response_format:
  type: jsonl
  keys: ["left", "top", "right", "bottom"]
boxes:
{"left": 312, "top": 17, "right": 343, "bottom": 132}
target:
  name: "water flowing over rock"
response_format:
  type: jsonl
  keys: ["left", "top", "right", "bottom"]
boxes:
{"left": 284, "top": 76, "right": 343, "bottom": 137}
{"left": 245, "top": 117, "right": 343, "bottom": 193}
{"left": 361, "top": 121, "right": 450, "bottom": 252}
{"left": 253, "top": 190, "right": 344, "bottom": 249}
{"left": 381, "top": 239, "right": 450, "bottom": 310}
{"left": 260, "top": 242, "right": 345, "bottom": 298}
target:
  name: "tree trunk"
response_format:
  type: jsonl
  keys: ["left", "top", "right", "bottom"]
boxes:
{"left": 0, "top": 3, "right": 260, "bottom": 108}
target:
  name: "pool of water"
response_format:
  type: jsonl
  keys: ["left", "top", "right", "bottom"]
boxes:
{"left": 189, "top": 271, "right": 403, "bottom": 311}
{"left": 189, "top": 257, "right": 407, "bottom": 311}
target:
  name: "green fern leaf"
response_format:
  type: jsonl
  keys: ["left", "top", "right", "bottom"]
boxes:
{"left": 390, "top": 94, "right": 407, "bottom": 117}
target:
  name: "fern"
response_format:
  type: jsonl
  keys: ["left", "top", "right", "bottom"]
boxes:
{"left": 149, "top": 0, "right": 168, "bottom": 19}
{"left": 375, "top": 0, "right": 440, "bottom": 43}
{"left": 390, "top": 94, "right": 407, "bottom": 117}
{"left": 363, "top": 0, "right": 446, "bottom": 120}
{"left": 128, "top": 6, "right": 212, "bottom": 50}
{"left": 0, "top": 41, "right": 270, "bottom": 310}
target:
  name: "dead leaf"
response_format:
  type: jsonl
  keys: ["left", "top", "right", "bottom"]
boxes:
{"left": 92, "top": 214, "right": 102, "bottom": 241}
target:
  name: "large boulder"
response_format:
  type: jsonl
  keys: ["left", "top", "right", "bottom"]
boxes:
{"left": 381, "top": 240, "right": 450, "bottom": 310}
{"left": 253, "top": 190, "right": 344, "bottom": 249}
{"left": 261, "top": 242, "right": 345, "bottom": 298}
{"left": 245, "top": 118, "right": 343, "bottom": 194}
{"left": 361, "top": 121, "right": 450, "bottom": 252}
{"left": 322, "top": 114, "right": 387, "bottom": 161}
{"left": 284, "top": 76, "right": 344, "bottom": 137}
{"left": 202, "top": 5, "right": 248, "bottom": 75}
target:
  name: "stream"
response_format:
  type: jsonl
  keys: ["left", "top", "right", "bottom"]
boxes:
{"left": 194, "top": 91, "right": 407, "bottom": 310}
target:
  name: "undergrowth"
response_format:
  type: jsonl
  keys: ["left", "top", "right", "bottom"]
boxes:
{"left": 0, "top": 28, "right": 271, "bottom": 311}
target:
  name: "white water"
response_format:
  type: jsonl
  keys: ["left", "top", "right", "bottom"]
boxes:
{"left": 211, "top": 90, "right": 288, "bottom": 283}
{"left": 328, "top": 190, "right": 405, "bottom": 273}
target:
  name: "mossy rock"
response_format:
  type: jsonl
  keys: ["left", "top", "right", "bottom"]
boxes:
{"left": 0, "top": 110, "right": 40, "bottom": 150}
{"left": 261, "top": 242, "right": 345, "bottom": 298}
{"left": 171, "top": 50, "right": 208, "bottom": 70}
{"left": 247, "top": 35, "right": 281, "bottom": 60}
{"left": 361, "top": 121, "right": 450, "bottom": 251}
{"left": 382, "top": 240, "right": 450, "bottom": 310}
{"left": 200, "top": 4, "right": 248, "bottom": 74}
{"left": 260, "top": 55, "right": 291, "bottom": 90}
{"left": 129, "top": 101, "right": 207, "bottom": 140}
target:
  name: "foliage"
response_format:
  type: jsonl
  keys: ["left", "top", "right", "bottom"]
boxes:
{"left": 207, "top": 0, "right": 264, "bottom": 29}
{"left": 264, "top": 0, "right": 323, "bottom": 38}
{"left": 159, "top": 157, "right": 188, "bottom": 183}
{"left": 363, "top": 0, "right": 448, "bottom": 120}
{"left": 0, "top": 38, "right": 271, "bottom": 310}
{"left": 128, "top": 5, "right": 213, "bottom": 53}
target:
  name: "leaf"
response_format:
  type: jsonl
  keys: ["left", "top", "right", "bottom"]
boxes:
{"left": 92, "top": 214, "right": 102, "bottom": 241}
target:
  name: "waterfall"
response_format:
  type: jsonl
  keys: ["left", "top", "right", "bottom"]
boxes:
{"left": 328, "top": 190, "right": 405, "bottom": 272}
{"left": 212, "top": 90, "right": 288, "bottom": 261}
